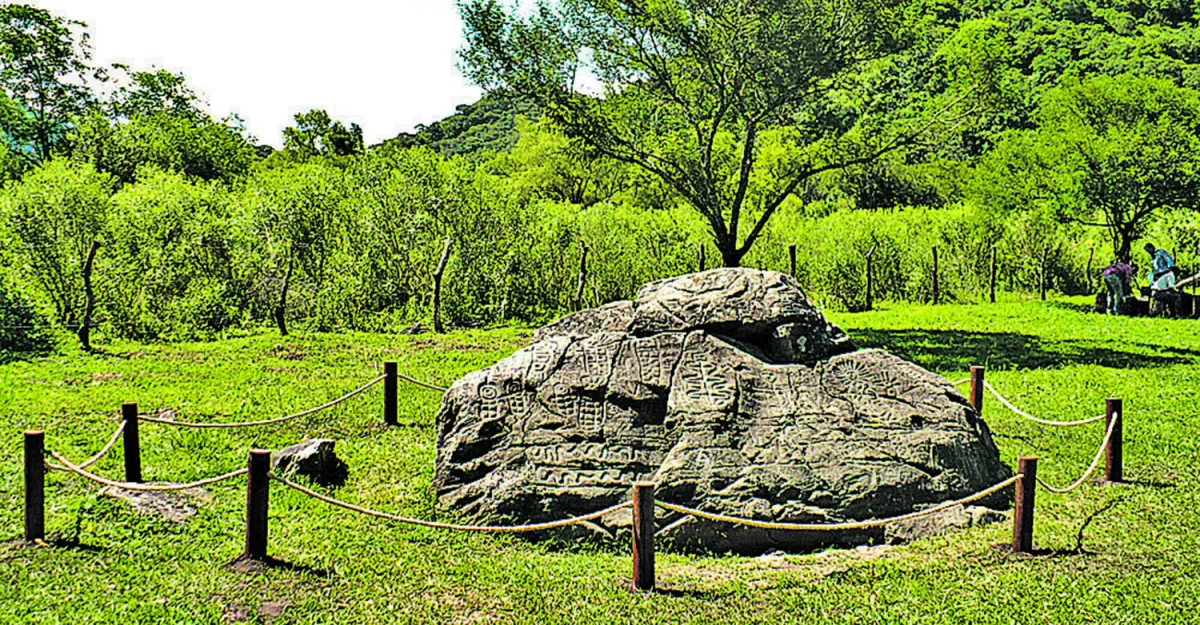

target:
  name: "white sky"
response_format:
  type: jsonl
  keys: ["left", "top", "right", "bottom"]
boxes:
{"left": 29, "top": 0, "right": 483, "bottom": 147}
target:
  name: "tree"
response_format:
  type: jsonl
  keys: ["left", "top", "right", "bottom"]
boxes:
{"left": 0, "top": 160, "right": 113, "bottom": 349}
{"left": 459, "top": 0, "right": 954, "bottom": 266}
{"left": 0, "top": 4, "right": 97, "bottom": 164}
{"left": 281, "top": 109, "right": 364, "bottom": 159}
{"left": 107, "top": 67, "right": 205, "bottom": 122}
{"left": 71, "top": 68, "right": 255, "bottom": 185}
{"left": 975, "top": 75, "right": 1200, "bottom": 262}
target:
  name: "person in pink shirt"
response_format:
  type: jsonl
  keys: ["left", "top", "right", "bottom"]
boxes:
{"left": 1102, "top": 260, "right": 1135, "bottom": 315}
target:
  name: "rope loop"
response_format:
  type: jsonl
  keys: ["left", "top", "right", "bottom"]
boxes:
{"left": 656, "top": 475, "right": 1022, "bottom": 532}
{"left": 272, "top": 474, "right": 630, "bottom": 532}
{"left": 1036, "top": 414, "right": 1119, "bottom": 494}
{"left": 46, "top": 449, "right": 247, "bottom": 492}
{"left": 139, "top": 375, "right": 385, "bottom": 429}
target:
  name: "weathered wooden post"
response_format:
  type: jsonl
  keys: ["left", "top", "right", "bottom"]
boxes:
{"left": 969, "top": 366, "right": 985, "bottom": 414}
{"left": 697, "top": 244, "right": 706, "bottom": 273}
{"left": 24, "top": 430, "right": 45, "bottom": 543}
{"left": 1012, "top": 456, "right": 1037, "bottom": 554}
{"left": 122, "top": 402, "right": 141, "bottom": 483}
{"left": 865, "top": 245, "right": 876, "bottom": 312}
{"left": 1105, "top": 398, "right": 1123, "bottom": 483}
{"left": 788, "top": 244, "right": 797, "bottom": 279}
{"left": 1040, "top": 247, "right": 1049, "bottom": 301}
{"left": 383, "top": 362, "right": 398, "bottom": 426}
{"left": 244, "top": 450, "right": 272, "bottom": 561}
{"left": 432, "top": 236, "right": 453, "bottom": 334}
{"left": 632, "top": 482, "right": 656, "bottom": 592}
{"left": 574, "top": 243, "right": 590, "bottom": 312}
{"left": 1085, "top": 246, "right": 1095, "bottom": 289}
{"left": 932, "top": 246, "right": 940, "bottom": 305}
{"left": 989, "top": 246, "right": 997, "bottom": 304}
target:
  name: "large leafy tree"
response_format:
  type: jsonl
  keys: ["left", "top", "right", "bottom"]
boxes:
{"left": 975, "top": 74, "right": 1200, "bottom": 262}
{"left": 72, "top": 68, "right": 256, "bottom": 185}
{"left": 459, "top": 0, "right": 953, "bottom": 266}
{"left": 0, "top": 4, "right": 97, "bottom": 165}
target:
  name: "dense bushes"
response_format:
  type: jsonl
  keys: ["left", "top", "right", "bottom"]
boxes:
{"left": 2, "top": 150, "right": 1195, "bottom": 350}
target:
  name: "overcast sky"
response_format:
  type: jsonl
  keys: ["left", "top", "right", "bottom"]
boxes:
{"left": 30, "top": 0, "right": 483, "bottom": 147}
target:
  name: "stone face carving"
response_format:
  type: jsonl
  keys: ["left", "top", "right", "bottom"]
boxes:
{"left": 434, "top": 268, "right": 1011, "bottom": 553}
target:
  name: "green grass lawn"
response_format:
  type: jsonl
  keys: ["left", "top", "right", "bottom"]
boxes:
{"left": 2, "top": 299, "right": 1199, "bottom": 624}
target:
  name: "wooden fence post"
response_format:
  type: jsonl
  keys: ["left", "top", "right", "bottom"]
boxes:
{"left": 1105, "top": 398, "right": 1124, "bottom": 483}
{"left": 122, "top": 402, "right": 141, "bottom": 483}
{"left": 989, "top": 246, "right": 997, "bottom": 304}
{"left": 24, "top": 430, "right": 44, "bottom": 543}
{"left": 969, "top": 366, "right": 985, "bottom": 414}
{"left": 632, "top": 482, "right": 656, "bottom": 592}
{"left": 574, "top": 243, "right": 590, "bottom": 312}
{"left": 932, "top": 246, "right": 940, "bottom": 305}
{"left": 383, "top": 362, "right": 398, "bottom": 426}
{"left": 1040, "top": 247, "right": 1049, "bottom": 301}
{"left": 697, "top": 244, "right": 706, "bottom": 273}
{"left": 788, "top": 244, "right": 797, "bottom": 279}
{"left": 432, "top": 237, "right": 453, "bottom": 334}
{"left": 1012, "top": 456, "right": 1037, "bottom": 554}
{"left": 244, "top": 450, "right": 272, "bottom": 561}
{"left": 1085, "top": 246, "right": 1095, "bottom": 290}
{"left": 865, "top": 245, "right": 877, "bottom": 311}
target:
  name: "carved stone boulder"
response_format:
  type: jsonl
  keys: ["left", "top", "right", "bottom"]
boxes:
{"left": 433, "top": 268, "right": 1011, "bottom": 553}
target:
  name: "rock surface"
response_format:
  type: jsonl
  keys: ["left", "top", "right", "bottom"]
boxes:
{"left": 275, "top": 439, "right": 348, "bottom": 487}
{"left": 433, "top": 269, "right": 1011, "bottom": 553}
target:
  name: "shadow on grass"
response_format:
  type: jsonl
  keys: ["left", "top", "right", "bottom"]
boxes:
{"left": 851, "top": 329, "right": 1197, "bottom": 371}
{"left": 228, "top": 555, "right": 333, "bottom": 578}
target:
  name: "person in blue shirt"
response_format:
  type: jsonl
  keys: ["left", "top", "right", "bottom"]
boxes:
{"left": 1145, "top": 243, "right": 1177, "bottom": 291}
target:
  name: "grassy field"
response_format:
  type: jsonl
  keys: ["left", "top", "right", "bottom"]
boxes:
{"left": 2, "top": 298, "right": 1199, "bottom": 624}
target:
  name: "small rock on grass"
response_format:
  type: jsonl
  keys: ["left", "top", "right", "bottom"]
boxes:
{"left": 274, "top": 439, "right": 348, "bottom": 487}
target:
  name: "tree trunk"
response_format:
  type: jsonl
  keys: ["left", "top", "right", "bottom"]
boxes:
{"left": 574, "top": 242, "right": 589, "bottom": 312}
{"left": 718, "top": 237, "right": 744, "bottom": 267}
{"left": 274, "top": 247, "right": 295, "bottom": 337}
{"left": 433, "top": 236, "right": 453, "bottom": 333}
{"left": 78, "top": 240, "right": 101, "bottom": 351}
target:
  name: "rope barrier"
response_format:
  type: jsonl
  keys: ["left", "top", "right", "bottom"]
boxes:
{"left": 138, "top": 375, "right": 385, "bottom": 428}
{"left": 46, "top": 449, "right": 248, "bottom": 492}
{"left": 951, "top": 377, "right": 970, "bottom": 386}
{"left": 72, "top": 422, "right": 126, "bottom": 470}
{"left": 1036, "top": 414, "right": 1119, "bottom": 494}
{"left": 396, "top": 372, "right": 447, "bottom": 393}
{"left": 272, "top": 474, "right": 632, "bottom": 532}
{"left": 655, "top": 475, "right": 1022, "bottom": 532}
{"left": 983, "top": 381, "right": 1106, "bottom": 427}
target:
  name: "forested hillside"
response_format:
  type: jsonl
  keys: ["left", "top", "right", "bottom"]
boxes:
{"left": 5, "top": 0, "right": 1200, "bottom": 356}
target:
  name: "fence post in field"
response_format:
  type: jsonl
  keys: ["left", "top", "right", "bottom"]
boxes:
{"left": 789, "top": 244, "right": 797, "bottom": 279}
{"left": 383, "top": 362, "right": 398, "bottom": 426}
{"left": 632, "top": 482, "right": 656, "bottom": 592}
{"left": 990, "top": 246, "right": 997, "bottom": 304}
{"left": 698, "top": 244, "right": 706, "bottom": 273}
{"left": 865, "top": 244, "right": 877, "bottom": 311}
{"left": 24, "top": 430, "right": 44, "bottom": 543}
{"left": 969, "top": 366, "right": 985, "bottom": 414}
{"left": 122, "top": 402, "right": 141, "bottom": 483}
{"left": 432, "top": 236, "right": 454, "bottom": 334}
{"left": 932, "top": 246, "right": 940, "bottom": 305}
{"left": 244, "top": 450, "right": 272, "bottom": 561}
{"left": 1105, "top": 398, "right": 1124, "bottom": 483}
{"left": 1086, "top": 246, "right": 1095, "bottom": 290}
{"left": 1012, "top": 456, "right": 1037, "bottom": 554}
{"left": 574, "top": 243, "right": 590, "bottom": 312}
{"left": 1040, "top": 247, "right": 1049, "bottom": 301}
